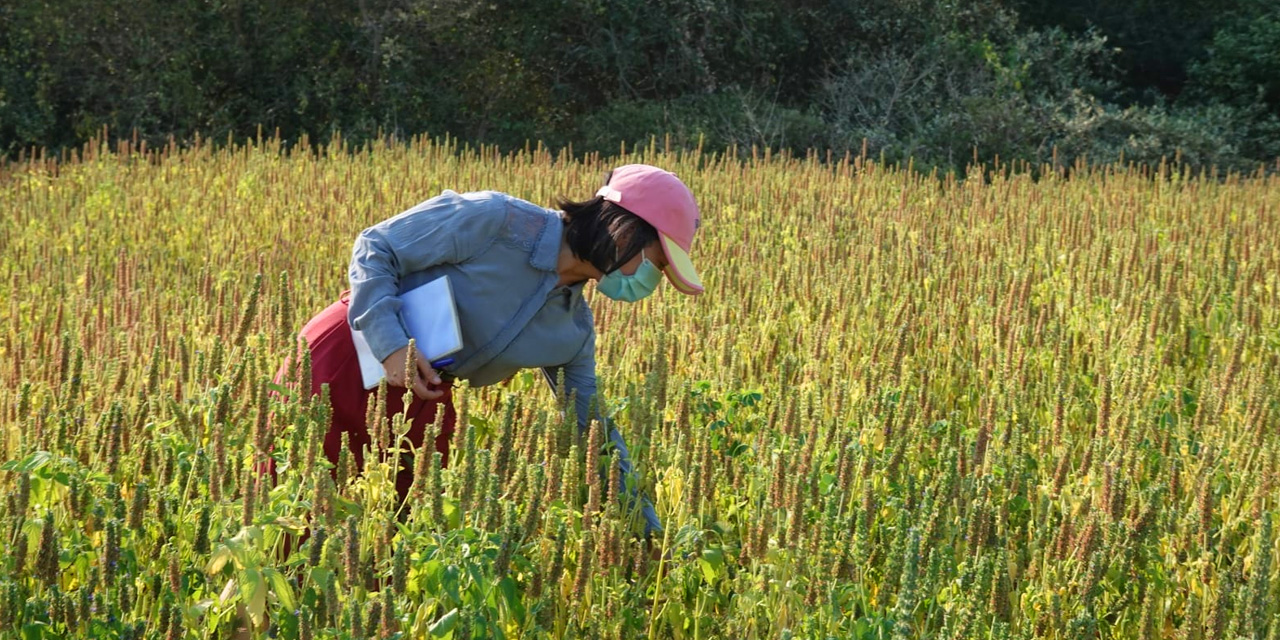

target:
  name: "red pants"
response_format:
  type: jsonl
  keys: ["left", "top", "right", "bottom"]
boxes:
{"left": 274, "top": 291, "right": 457, "bottom": 498}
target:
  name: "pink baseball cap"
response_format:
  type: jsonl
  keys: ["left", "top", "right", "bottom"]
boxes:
{"left": 596, "top": 164, "right": 704, "bottom": 295}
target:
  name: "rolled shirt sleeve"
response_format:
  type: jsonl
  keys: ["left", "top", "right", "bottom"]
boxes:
{"left": 544, "top": 331, "right": 663, "bottom": 536}
{"left": 347, "top": 191, "right": 504, "bottom": 362}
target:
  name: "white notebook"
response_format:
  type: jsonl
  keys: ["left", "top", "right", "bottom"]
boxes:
{"left": 351, "top": 275, "right": 464, "bottom": 390}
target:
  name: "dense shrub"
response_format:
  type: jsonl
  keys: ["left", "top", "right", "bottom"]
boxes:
{"left": 819, "top": 27, "right": 1115, "bottom": 170}
{"left": 578, "top": 89, "right": 827, "bottom": 156}
{"left": 0, "top": 0, "right": 1276, "bottom": 171}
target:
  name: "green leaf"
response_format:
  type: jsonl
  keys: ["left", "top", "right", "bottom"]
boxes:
{"left": 819, "top": 472, "right": 837, "bottom": 494}
{"left": 308, "top": 567, "right": 333, "bottom": 590}
{"left": 697, "top": 547, "right": 724, "bottom": 582}
{"left": 264, "top": 515, "right": 308, "bottom": 534}
{"left": 442, "top": 564, "right": 461, "bottom": 603}
{"left": 2, "top": 451, "right": 52, "bottom": 473}
{"left": 428, "top": 608, "right": 458, "bottom": 637}
{"left": 266, "top": 382, "right": 293, "bottom": 398}
{"left": 444, "top": 498, "right": 461, "bottom": 529}
{"left": 21, "top": 622, "right": 49, "bottom": 640}
{"left": 1008, "top": 495, "right": 1031, "bottom": 515}
{"left": 206, "top": 545, "right": 233, "bottom": 575}
{"left": 265, "top": 567, "right": 296, "bottom": 611}
{"left": 701, "top": 547, "right": 724, "bottom": 567}
{"left": 241, "top": 567, "right": 268, "bottom": 627}
{"left": 476, "top": 617, "right": 506, "bottom": 640}
{"left": 274, "top": 608, "right": 299, "bottom": 640}
{"left": 465, "top": 563, "right": 487, "bottom": 602}
{"left": 420, "top": 559, "right": 443, "bottom": 596}
{"left": 497, "top": 576, "right": 525, "bottom": 626}
{"left": 330, "top": 493, "right": 364, "bottom": 520}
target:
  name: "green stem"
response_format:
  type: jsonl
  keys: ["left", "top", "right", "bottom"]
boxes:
{"left": 647, "top": 519, "right": 673, "bottom": 640}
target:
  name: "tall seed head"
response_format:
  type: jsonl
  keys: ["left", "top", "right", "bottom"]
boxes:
{"left": 308, "top": 526, "right": 328, "bottom": 569}
{"left": 391, "top": 539, "right": 408, "bottom": 596}
{"left": 233, "top": 273, "right": 263, "bottom": 348}
{"left": 494, "top": 503, "right": 518, "bottom": 579}
{"left": 429, "top": 452, "right": 444, "bottom": 527}
{"left": 348, "top": 598, "right": 364, "bottom": 638}
{"left": 573, "top": 533, "right": 593, "bottom": 602}
{"left": 402, "top": 339, "right": 417, "bottom": 414}
{"left": 299, "top": 606, "right": 313, "bottom": 640}
{"left": 1197, "top": 476, "right": 1214, "bottom": 547}
{"left": 276, "top": 271, "right": 293, "bottom": 348}
{"left": 168, "top": 547, "right": 181, "bottom": 594}
{"left": 460, "top": 423, "right": 479, "bottom": 515}
{"left": 379, "top": 587, "right": 395, "bottom": 638}
{"left": 547, "top": 521, "right": 567, "bottom": 597}
{"left": 166, "top": 594, "right": 183, "bottom": 640}
{"left": 127, "top": 481, "right": 148, "bottom": 532}
{"left": 241, "top": 467, "right": 257, "bottom": 527}
{"left": 344, "top": 515, "right": 360, "bottom": 587}
{"left": 1206, "top": 571, "right": 1231, "bottom": 640}
{"left": 520, "top": 465, "right": 546, "bottom": 544}
{"left": 15, "top": 473, "right": 30, "bottom": 517}
{"left": 36, "top": 512, "right": 59, "bottom": 588}
{"left": 560, "top": 452, "right": 579, "bottom": 506}
{"left": 1247, "top": 513, "right": 1273, "bottom": 637}
{"left": 103, "top": 519, "right": 120, "bottom": 583}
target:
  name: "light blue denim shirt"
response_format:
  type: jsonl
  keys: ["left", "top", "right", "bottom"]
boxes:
{"left": 347, "top": 189, "right": 661, "bottom": 534}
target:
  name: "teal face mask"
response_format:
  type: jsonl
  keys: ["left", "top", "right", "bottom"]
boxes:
{"left": 597, "top": 254, "right": 662, "bottom": 302}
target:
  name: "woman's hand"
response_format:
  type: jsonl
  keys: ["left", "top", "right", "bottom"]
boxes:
{"left": 381, "top": 345, "right": 445, "bottom": 400}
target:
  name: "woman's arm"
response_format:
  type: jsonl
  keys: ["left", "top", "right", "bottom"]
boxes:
{"left": 543, "top": 332, "right": 663, "bottom": 536}
{"left": 347, "top": 191, "right": 506, "bottom": 363}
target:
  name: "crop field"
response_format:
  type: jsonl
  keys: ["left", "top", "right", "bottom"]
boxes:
{"left": 1, "top": 137, "right": 1279, "bottom": 639}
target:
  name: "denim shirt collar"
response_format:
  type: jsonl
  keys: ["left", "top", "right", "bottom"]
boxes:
{"left": 529, "top": 209, "right": 563, "bottom": 272}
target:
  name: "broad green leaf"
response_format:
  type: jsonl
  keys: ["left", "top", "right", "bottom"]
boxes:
{"left": 421, "top": 559, "right": 443, "bottom": 596}
{"left": 697, "top": 558, "right": 717, "bottom": 583}
{"left": 308, "top": 567, "right": 333, "bottom": 589}
{"left": 497, "top": 576, "right": 525, "bottom": 626}
{"left": 21, "top": 621, "right": 49, "bottom": 640}
{"left": 264, "top": 515, "right": 307, "bottom": 533}
{"left": 465, "top": 563, "right": 487, "bottom": 602}
{"left": 266, "top": 382, "right": 293, "bottom": 397}
{"left": 206, "top": 545, "right": 233, "bottom": 575}
{"left": 442, "top": 564, "right": 461, "bottom": 603}
{"left": 241, "top": 567, "right": 268, "bottom": 627}
{"left": 2, "top": 451, "right": 52, "bottom": 473}
{"left": 264, "top": 567, "right": 296, "bottom": 611}
{"left": 428, "top": 608, "right": 458, "bottom": 637}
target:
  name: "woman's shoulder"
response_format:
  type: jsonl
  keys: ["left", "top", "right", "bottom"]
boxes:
{"left": 425, "top": 190, "right": 556, "bottom": 222}
{"left": 393, "top": 189, "right": 506, "bottom": 225}
{"left": 394, "top": 189, "right": 560, "bottom": 258}
{"left": 474, "top": 192, "right": 561, "bottom": 252}
{"left": 395, "top": 190, "right": 543, "bottom": 231}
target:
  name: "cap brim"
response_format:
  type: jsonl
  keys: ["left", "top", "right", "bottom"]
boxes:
{"left": 658, "top": 234, "right": 703, "bottom": 295}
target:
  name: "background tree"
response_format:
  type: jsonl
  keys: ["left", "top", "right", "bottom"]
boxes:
{"left": 0, "top": 0, "right": 1276, "bottom": 171}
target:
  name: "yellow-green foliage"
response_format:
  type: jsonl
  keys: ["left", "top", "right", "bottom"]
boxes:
{"left": 1, "top": 135, "right": 1279, "bottom": 639}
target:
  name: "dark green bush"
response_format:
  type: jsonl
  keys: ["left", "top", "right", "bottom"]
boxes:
{"left": 0, "top": 0, "right": 1276, "bottom": 171}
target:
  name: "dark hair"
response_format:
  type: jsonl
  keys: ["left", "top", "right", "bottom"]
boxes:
{"left": 558, "top": 195, "right": 658, "bottom": 274}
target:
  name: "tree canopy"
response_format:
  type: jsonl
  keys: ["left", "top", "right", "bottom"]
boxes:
{"left": 2, "top": 0, "right": 1277, "bottom": 171}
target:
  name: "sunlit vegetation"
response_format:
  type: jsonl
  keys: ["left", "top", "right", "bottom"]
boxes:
{"left": 1, "top": 135, "right": 1278, "bottom": 638}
